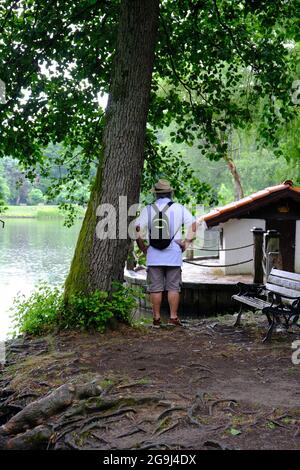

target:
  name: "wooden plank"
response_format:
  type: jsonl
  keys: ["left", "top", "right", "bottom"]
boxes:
{"left": 270, "top": 269, "right": 300, "bottom": 283}
{"left": 232, "top": 295, "right": 271, "bottom": 309}
{"left": 265, "top": 282, "right": 300, "bottom": 299}
{"left": 268, "top": 275, "right": 300, "bottom": 292}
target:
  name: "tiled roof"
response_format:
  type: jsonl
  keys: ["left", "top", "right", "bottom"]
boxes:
{"left": 202, "top": 180, "right": 300, "bottom": 226}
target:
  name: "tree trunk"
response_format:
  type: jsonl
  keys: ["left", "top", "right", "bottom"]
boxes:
{"left": 224, "top": 154, "right": 244, "bottom": 200}
{"left": 64, "top": 0, "right": 159, "bottom": 298}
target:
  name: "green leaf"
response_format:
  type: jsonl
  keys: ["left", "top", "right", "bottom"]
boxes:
{"left": 230, "top": 428, "right": 242, "bottom": 436}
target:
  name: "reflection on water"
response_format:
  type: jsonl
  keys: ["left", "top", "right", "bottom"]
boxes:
{"left": 0, "top": 219, "right": 81, "bottom": 340}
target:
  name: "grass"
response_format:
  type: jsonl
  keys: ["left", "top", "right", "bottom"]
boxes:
{"left": 1, "top": 204, "right": 85, "bottom": 219}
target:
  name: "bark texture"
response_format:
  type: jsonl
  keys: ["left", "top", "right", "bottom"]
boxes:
{"left": 224, "top": 154, "right": 244, "bottom": 200}
{"left": 65, "top": 0, "right": 160, "bottom": 297}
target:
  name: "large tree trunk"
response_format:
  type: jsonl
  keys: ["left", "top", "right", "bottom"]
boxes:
{"left": 224, "top": 154, "right": 244, "bottom": 201}
{"left": 64, "top": 0, "right": 159, "bottom": 298}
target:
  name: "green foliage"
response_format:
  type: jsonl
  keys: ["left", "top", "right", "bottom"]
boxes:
{"left": 152, "top": 0, "right": 299, "bottom": 161}
{"left": 27, "top": 188, "right": 45, "bottom": 205}
{"left": 63, "top": 282, "right": 141, "bottom": 332}
{"left": 217, "top": 183, "right": 234, "bottom": 205}
{"left": 0, "top": 0, "right": 299, "bottom": 211}
{"left": 162, "top": 120, "right": 300, "bottom": 204}
{"left": 2, "top": 204, "right": 85, "bottom": 219}
{"left": 230, "top": 428, "right": 242, "bottom": 436}
{"left": 142, "top": 130, "right": 218, "bottom": 208}
{"left": 0, "top": 165, "right": 9, "bottom": 213}
{"left": 0, "top": 172, "right": 10, "bottom": 204}
{"left": 10, "top": 282, "right": 142, "bottom": 336}
{"left": 0, "top": 149, "right": 93, "bottom": 214}
{"left": 10, "top": 284, "right": 63, "bottom": 336}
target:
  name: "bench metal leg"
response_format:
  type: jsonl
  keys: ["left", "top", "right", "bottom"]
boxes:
{"left": 262, "top": 316, "right": 276, "bottom": 342}
{"left": 265, "top": 311, "right": 272, "bottom": 325}
{"left": 234, "top": 304, "right": 243, "bottom": 327}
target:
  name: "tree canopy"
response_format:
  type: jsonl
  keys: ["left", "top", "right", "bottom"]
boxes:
{"left": 0, "top": 0, "right": 299, "bottom": 194}
{"left": 1, "top": 0, "right": 300, "bottom": 294}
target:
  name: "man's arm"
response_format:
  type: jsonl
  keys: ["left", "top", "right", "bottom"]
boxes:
{"left": 179, "top": 221, "right": 197, "bottom": 252}
{"left": 135, "top": 225, "right": 148, "bottom": 255}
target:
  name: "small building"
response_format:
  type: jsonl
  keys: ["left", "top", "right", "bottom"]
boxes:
{"left": 202, "top": 180, "right": 300, "bottom": 275}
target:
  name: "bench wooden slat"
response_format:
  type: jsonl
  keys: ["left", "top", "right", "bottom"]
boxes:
{"left": 232, "top": 294, "right": 271, "bottom": 310}
{"left": 268, "top": 274, "right": 300, "bottom": 292}
{"left": 270, "top": 268, "right": 300, "bottom": 283}
{"left": 265, "top": 283, "right": 300, "bottom": 300}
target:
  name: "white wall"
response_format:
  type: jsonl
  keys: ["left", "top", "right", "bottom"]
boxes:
{"left": 295, "top": 221, "right": 300, "bottom": 274}
{"left": 219, "top": 218, "right": 266, "bottom": 275}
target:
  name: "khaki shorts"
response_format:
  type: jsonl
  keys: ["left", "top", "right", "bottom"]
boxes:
{"left": 147, "top": 266, "right": 182, "bottom": 293}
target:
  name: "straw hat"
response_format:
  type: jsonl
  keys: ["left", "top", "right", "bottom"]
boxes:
{"left": 151, "top": 179, "right": 174, "bottom": 193}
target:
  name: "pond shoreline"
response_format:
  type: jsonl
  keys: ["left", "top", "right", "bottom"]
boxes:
{"left": 2, "top": 215, "right": 84, "bottom": 219}
{"left": 1, "top": 205, "right": 85, "bottom": 219}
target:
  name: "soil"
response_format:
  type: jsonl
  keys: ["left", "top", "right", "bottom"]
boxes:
{"left": 1, "top": 313, "right": 300, "bottom": 450}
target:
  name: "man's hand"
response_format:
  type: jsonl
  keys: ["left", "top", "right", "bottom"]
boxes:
{"left": 179, "top": 221, "right": 197, "bottom": 252}
{"left": 178, "top": 240, "right": 189, "bottom": 252}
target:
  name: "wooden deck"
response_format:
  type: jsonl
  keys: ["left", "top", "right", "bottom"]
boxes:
{"left": 124, "top": 262, "right": 253, "bottom": 317}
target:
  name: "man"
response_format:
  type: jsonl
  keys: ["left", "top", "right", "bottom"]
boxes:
{"left": 135, "top": 179, "right": 196, "bottom": 326}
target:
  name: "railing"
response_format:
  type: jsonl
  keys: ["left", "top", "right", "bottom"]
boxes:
{"left": 183, "top": 241, "right": 254, "bottom": 268}
{"left": 184, "top": 228, "right": 282, "bottom": 280}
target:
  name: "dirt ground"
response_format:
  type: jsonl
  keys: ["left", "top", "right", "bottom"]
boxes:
{"left": 1, "top": 313, "right": 300, "bottom": 450}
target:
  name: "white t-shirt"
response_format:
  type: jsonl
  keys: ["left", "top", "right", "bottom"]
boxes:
{"left": 135, "top": 198, "right": 195, "bottom": 266}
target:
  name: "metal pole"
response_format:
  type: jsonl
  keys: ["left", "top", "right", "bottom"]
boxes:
{"left": 264, "top": 229, "right": 281, "bottom": 276}
{"left": 251, "top": 227, "right": 264, "bottom": 284}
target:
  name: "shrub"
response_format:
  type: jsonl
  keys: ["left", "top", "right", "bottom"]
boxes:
{"left": 10, "top": 284, "right": 63, "bottom": 336}
{"left": 27, "top": 188, "right": 45, "bottom": 205}
{"left": 62, "top": 282, "right": 142, "bottom": 332}
{"left": 10, "top": 282, "right": 143, "bottom": 336}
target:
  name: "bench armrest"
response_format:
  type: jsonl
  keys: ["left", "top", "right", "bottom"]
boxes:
{"left": 265, "top": 291, "right": 300, "bottom": 311}
{"left": 236, "top": 282, "right": 265, "bottom": 296}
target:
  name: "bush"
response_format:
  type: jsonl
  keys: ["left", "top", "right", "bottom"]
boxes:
{"left": 10, "top": 282, "right": 143, "bottom": 336}
{"left": 10, "top": 284, "right": 63, "bottom": 336}
{"left": 27, "top": 188, "right": 45, "bottom": 205}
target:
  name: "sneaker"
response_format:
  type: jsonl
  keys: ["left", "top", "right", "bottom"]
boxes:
{"left": 168, "top": 317, "right": 183, "bottom": 326}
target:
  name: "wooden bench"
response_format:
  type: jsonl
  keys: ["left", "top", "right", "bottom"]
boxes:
{"left": 232, "top": 268, "right": 300, "bottom": 342}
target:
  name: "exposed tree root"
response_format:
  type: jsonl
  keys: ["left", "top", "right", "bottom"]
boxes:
{"left": 5, "top": 425, "right": 52, "bottom": 450}
{"left": 0, "top": 376, "right": 165, "bottom": 450}
{"left": 187, "top": 391, "right": 208, "bottom": 427}
{"left": 208, "top": 399, "right": 237, "bottom": 416}
{"left": 156, "top": 419, "right": 181, "bottom": 437}
{"left": 203, "top": 439, "right": 233, "bottom": 450}
{"left": 116, "top": 426, "right": 146, "bottom": 439}
{"left": 2, "top": 382, "right": 102, "bottom": 435}
{"left": 157, "top": 406, "right": 185, "bottom": 422}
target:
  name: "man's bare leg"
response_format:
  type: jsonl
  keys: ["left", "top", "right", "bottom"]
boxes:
{"left": 150, "top": 292, "right": 163, "bottom": 320}
{"left": 168, "top": 291, "right": 180, "bottom": 319}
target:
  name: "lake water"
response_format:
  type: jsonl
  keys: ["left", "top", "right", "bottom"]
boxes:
{"left": 0, "top": 219, "right": 82, "bottom": 340}
{"left": 0, "top": 218, "right": 219, "bottom": 342}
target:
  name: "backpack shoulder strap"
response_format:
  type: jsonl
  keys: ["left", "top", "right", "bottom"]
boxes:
{"left": 161, "top": 201, "right": 174, "bottom": 214}
{"left": 151, "top": 203, "right": 160, "bottom": 214}
{"left": 170, "top": 203, "right": 184, "bottom": 241}
{"left": 147, "top": 204, "right": 160, "bottom": 235}
{"left": 147, "top": 205, "right": 151, "bottom": 234}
